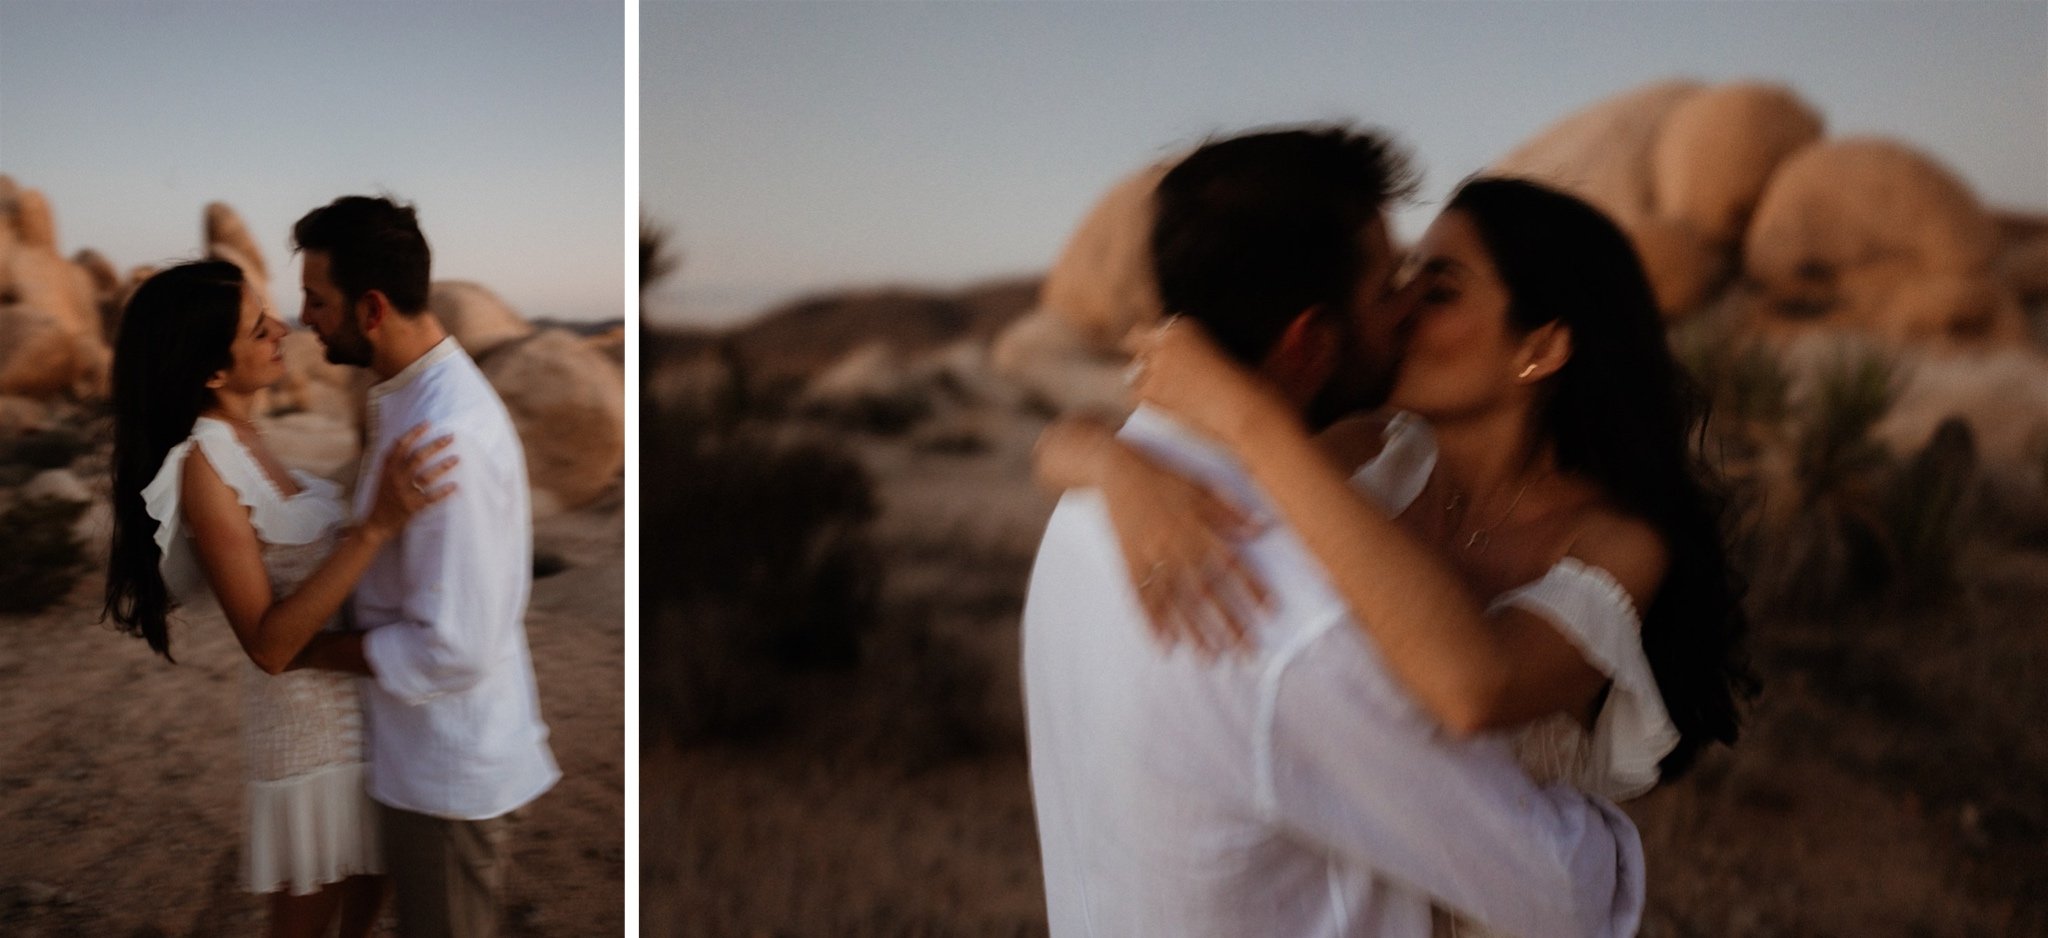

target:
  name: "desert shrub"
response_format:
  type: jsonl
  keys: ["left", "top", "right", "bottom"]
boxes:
{"left": 910, "top": 423, "right": 992, "bottom": 456}
{"left": 864, "top": 601, "right": 1000, "bottom": 771}
{"left": 1701, "top": 339, "right": 1988, "bottom": 614}
{"left": 0, "top": 496, "right": 91, "bottom": 615}
{"left": 1795, "top": 348, "right": 1902, "bottom": 502}
{"left": 0, "top": 425, "right": 95, "bottom": 473}
{"left": 798, "top": 390, "right": 932, "bottom": 436}
{"left": 641, "top": 371, "right": 884, "bottom": 744}
{"left": 1723, "top": 345, "right": 1900, "bottom": 614}
{"left": 640, "top": 217, "right": 680, "bottom": 296}
{"left": 1880, "top": 418, "right": 1979, "bottom": 606}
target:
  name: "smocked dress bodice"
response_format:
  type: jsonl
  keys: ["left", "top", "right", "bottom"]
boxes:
{"left": 142, "top": 416, "right": 379, "bottom": 895}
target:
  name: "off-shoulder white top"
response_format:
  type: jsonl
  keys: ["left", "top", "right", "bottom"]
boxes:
{"left": 1352, "top": 411, "right": 1681, "bottom": 801}
{"left": 141, "top": 416, "right": 349, "bottom": 601}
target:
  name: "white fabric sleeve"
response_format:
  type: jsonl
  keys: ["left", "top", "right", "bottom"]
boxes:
{"left": 1347, "top": 411, "right": 1436, "bottom": 516}
{"left": 360, "top": 430, "right": 520, "bottom": 705}
{"left": 1264, "top": 622, "right": 1646, "bottom": 938}
{"left": 1490, "top": 558, "right": 1682, "bottom": 800}
{"left": 140, "top": 419, "right": 340, "bottom": 599}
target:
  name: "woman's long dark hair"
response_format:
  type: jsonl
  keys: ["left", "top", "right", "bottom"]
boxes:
{"left": 104, "top": 260, "right": 247, "bottom": 661}
{"left": 1448, "top": 177, "right": 1758, "bottom": 780}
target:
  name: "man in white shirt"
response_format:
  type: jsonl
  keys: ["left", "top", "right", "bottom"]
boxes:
{"left": 292, "top": 196, "right": 559, "bottom": 938}
{"left": 1023, "top": 128, "right": 1643, "bottom": 936}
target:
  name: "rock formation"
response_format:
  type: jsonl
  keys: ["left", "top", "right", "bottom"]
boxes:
{"left": 0, "top": 178, "right": 109, "bottom": 398}
{"left": 204, "top": 201, "right": 269, "bottom": 299}
{"left": 1494, "top": 79, "right": 1706, "bottom": 231}
{"left": 430, "top": 280, "right": 536, "bottom": 357}
{"left": 1744, "top": 138, "right": 2021, "bottom": 345}
{"left": 478, "top": 328, "right": 625, "bottom": 515}
{"left": 1493, "top": 80, "right": 1828, "bottom": 317}
{"left": 1650, "top": 83, "right": 1827, "bottom": 249}
{"left": 988, "top": 162, "right": 1170, "bottom": 414}
{"left": 1036, "top": 161, "right": 1172, "bottom": 345}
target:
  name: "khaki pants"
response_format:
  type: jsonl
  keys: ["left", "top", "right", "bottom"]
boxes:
{"left": 379, "top": 804, "right": 513, "bottom": 938}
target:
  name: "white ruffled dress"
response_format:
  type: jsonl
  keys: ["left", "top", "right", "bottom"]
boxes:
{"left": 1353, "top": 412, "right": 1681, "bottom": 937}
{"left": 143, "top": 416, "right": 382, "bottom": 896}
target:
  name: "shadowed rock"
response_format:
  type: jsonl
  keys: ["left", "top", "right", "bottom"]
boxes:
{"left": 1651, "top": 83, "right": 1825, "bottom": 248}
{"left": 429, "top": 280, "right": 535, "bottom": 357}
{"left": 0, "top": 181, "right": 108, "bottom": 397}
{"left": 479, "top": 328, "right": 625, "bottom": 515}
{"left": 204, "top": 202, "right": 268, "bottom": 297}
{"left": 1745, "top": 138, "right": 2021, "bottom": 345}
{"left": 1495, "top": 79, "right": 1827, "bottom": 318}
{"left": 990, "top": 161, "right": 1171, "bottom": 414}
{"left": 1037, "top": 161, "right": 1172, "bottom": 346}
{"left": 1493, "top": 79, "right": 1705, "bottom": 229}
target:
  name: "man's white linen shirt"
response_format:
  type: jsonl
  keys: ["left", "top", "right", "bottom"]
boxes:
{"left": 352, "top": 337, "right": 560, "bottom": 820}
{"left": 1021, "top": 406, "right": 1644, "bottom": 938}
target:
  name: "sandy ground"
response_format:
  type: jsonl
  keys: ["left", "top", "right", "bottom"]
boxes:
{"left": 644, "top": 406, "right": 2048, "bottom": 936}
{"left": 0, "top": 427, "right": 624, "bottom": 936}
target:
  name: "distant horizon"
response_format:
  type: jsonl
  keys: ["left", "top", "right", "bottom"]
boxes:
{"left": 647, "top": 0, "right": 2048, "bottom": 330}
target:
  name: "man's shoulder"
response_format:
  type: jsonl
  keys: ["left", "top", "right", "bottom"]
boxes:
{"left": 397, "top": 358, "right": 515, "bottom": 433}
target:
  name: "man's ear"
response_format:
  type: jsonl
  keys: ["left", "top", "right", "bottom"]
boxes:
{"left": 204, "top": 369, "right": 228, "bottom": 391}
{"left": 1515, "top": 321, "right": 1573, "bottom": 383}
{"left": 1261, "top": 308, "right": 1343, "bottom": 406}
{"left": 357, "top": 290, "right": 391, "bottom": 335}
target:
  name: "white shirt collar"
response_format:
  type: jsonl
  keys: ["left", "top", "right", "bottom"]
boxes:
{"left": 367, "top": 335, "right": 462, "bottom": 400}
{"left": 1119, "top": 404, "right": 1269, "bottom": 516}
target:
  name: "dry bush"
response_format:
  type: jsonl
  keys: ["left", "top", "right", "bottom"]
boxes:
{"left": 640, "top": 366, "right": 884, "bottom": 745}
{"left": 798, "top": 390, "right": 933, "bottom": 437}
{"left": 0, "top": 496, "right": 90, "bottom": 615}
{"left": 1686, "top": 334, "right": 1988, "bottom": 614}
{"left": 0, "top": 424, "right": 95, "bottom": 485}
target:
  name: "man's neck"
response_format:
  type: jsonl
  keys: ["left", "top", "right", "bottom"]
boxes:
{"left": 369, "top": 315, "right": 452, "bottom": 381}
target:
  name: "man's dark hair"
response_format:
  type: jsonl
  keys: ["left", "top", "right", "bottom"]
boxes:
{"left": 291, "top": 195, "right": 432, "bottom": 315}
{"left": 1151, "top": 124, "right": 1416, "bottom": 365}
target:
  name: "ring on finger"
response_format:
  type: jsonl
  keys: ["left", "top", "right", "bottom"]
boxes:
{"left": 1138, "top": 560, "right": 1167, "bottom": 589}
{"left": 412, "top": 480, "right": 429, "bottom": 496}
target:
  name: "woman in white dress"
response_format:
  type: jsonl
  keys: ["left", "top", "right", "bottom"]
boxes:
{"left": 104, "top": 260, "right": 456, "bottom": 938}
{"left": 1038, "top": 177, "right": 1758, "bottom": 933}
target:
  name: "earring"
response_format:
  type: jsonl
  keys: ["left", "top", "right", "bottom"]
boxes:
{"left": 1518, "top": 363, "right": 1539, "bottom": 380}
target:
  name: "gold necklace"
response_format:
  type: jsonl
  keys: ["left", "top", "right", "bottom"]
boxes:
{"left": 1445, "top": 478, "right": 1534, "bottom": 553}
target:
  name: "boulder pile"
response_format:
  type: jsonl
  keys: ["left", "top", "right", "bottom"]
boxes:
{"left": 0, "top": 176, "right": 112, "bottom": 426}
{"left": 996, "top": 78, "right": 2044, "bottom": 412}
{"left": 0, "top": 182, "right": 624, "bottom": 514}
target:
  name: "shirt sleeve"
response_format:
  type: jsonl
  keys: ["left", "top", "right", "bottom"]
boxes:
{"left": 1263, "top": 620, "right": 1645, "bottom": 938}
{"left": 361, "top": 425, "right": 522, "bottom": 705}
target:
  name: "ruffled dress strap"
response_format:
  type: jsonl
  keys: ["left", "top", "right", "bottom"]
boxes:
{"left": 1488, "top": 558, "right": 1680, "bottom": 800}
{"left": 139, "top": 417, "right": 347, "bottom": 600}
{"left": 1347, "top": 411, "right": 1437, "bottom": 516}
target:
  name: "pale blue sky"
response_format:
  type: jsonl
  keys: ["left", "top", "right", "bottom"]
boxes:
{"left": 0, "top": 1, "right": 624, "bottom": 322}
{"left": 645, "top": 0, "right": 2048, "bottom": 326}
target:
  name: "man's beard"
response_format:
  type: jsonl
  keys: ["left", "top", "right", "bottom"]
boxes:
{"left": 321, "top": 311, "right": 374, "bottom": 367}
{"left": 1302, "top": 326, "right": 1403, "bottom": 431}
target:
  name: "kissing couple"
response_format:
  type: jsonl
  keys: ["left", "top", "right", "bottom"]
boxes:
{"left": 1023, "top": 126, "right": 1757, "bottom": 935}
{"left": 104, "top": 196, "right": 558, "bottom": 938}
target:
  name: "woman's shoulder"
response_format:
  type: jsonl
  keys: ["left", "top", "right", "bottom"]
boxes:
{"left": 177, "top": 417, "right": 275, "bottom": 507}
{"left": 1558, "top": 503, "right": 1669, "bottom": 610}
{"left": 173, "top": 419, "right": 346, "bottom": 545}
